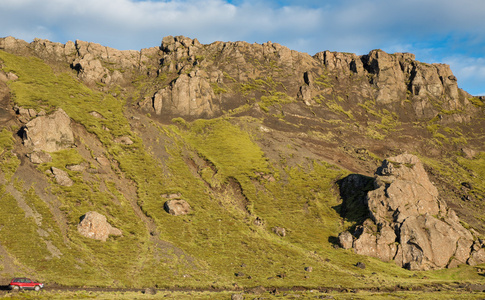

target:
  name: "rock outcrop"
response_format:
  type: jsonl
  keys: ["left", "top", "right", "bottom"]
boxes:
{"left": 21, "top": 108, "right": 74, "bottom": 152}
{"left": 1, "top": 36, "right": 479, "bottom": 122}
{"left": 77, "top": 211, "right": 122, "bottom": 241}
{"left": 316, "top": 49, "right": 475, "bottom": 122}
{"left": 338, "top": 154, "right": 485, "bottom": 270}
{"left": 151, "top": 71, "right": 217, "bottom": 117}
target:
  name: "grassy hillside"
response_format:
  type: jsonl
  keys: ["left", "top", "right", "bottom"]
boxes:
{"left": 0, "top": 46, "right": 484, "bottom": 294}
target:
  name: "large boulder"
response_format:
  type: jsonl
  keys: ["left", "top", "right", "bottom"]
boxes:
{"left": 77, "top": 211, "right": 122, "bottom": 241}
{"left": 27, "top": 151, "right": 52, "bottom": 164}
{"left": 22, "top": 108, "right": 74, "bottom": 152}
{"left": 50, "top": 167, "right": 73, "bottom": 187}
{"left": 164, "top": 199, "right": 191, "bottom": 216}
{"left": 338, "top": 154, "right": 485, "bottom": 270}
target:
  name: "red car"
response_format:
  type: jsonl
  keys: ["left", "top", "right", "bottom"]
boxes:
{"left": 8, "top": 278, "right": 44, "bottom": 291}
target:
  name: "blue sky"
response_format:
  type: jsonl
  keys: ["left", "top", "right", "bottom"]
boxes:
{"left": 1, "top": 0, "right": 484, "bottom": 95}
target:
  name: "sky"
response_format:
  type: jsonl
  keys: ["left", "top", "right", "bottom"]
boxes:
{"left": 1, "top": 0, "right": 484, "bottom": 95}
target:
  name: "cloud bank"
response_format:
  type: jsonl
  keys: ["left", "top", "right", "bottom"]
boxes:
{"left": 0, "top": 0, "right": 484, "bottom": 94}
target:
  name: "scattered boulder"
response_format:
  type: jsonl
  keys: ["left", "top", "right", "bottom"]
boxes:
{"left": 461, "top": 148, "right": 478, "bottom": 159}
{"left": 66, "top": 162, "right": 88, "bottom": 172}
{"left": 231, "top": 293, "right": 244, "bottom": 300}
{"left": 272, "top": 226, "right": 286, "bottom": 237}
{"left": 247, "top": 286, "right": 266, "bottom": 294}
{"left": 143, "top": 288, "right": 156, "bottom": 295}
{"left": 4, "top": 72, "right": 18, "bottom": 81}
{"left": 304, "top": 266, "right": 313, "bottom": 272}
{"left": 15, "top": 106, "right": 37, "bottom": 122}
{"left": 114, "top": 136, "right": 134, "bottom": 145}
{"left": 22, "top": 108, "right": 74, "bottom": 152}
{"left": 355, "top": 262, "right": 366, "bottom": 269}
{"left": 253, "top": 216, "right": 264, "bottom": 226}
{"left": 164, "top": 199, "right": 191, "bottom": 216}
{"left": 27, "top": 151, "right": 52, "bottom": 164}
{"left": 467, "top": 245, "right": 485, "bottom": 266}
{"left": 235, "top": 272, "right": 245, "bottom": 277}
{"left": 338, "top": 231, "right": 353, "bottom": 249}
{"left": 77, "top": 211, "right": 122, "bottom": 241}
{"left": 338, "top": 154, "right": 485, "bottom": 270}
{"left": 95, "top": 156, "right": 110, "bottom": 166}
{"left": 297, "top": 71, "right": 314, "bottom": 105}
{"left": 50, "top": 167, "right": 73, "bottom": 187}
{"left": 89, "top": 111, "right": 104, "bottom": 119}
{"left": 468, "top": 284, "right": 485, "bottom": 292}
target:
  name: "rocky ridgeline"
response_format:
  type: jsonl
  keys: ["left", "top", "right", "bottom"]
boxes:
{"left": 0, "top": 36, "right": 478, "bottom": 121}
{"left": 338, "top": 154, "right": 485, "bottom": 270}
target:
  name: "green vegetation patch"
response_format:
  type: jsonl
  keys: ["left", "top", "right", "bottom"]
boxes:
{"left": 186, "top": 118, "right": 270, "bottom": 181}
{"left": 0, "top": 50, "right": 131, "bottom": 143}
{"left": 239, "top": 76, "right": 294, "bottom": 112}
{"left": 210, "top": 82, "right": 228, "bottom": 95}
{"left": 0, "top": 128, "right": 19, "bottom": 181}
{"left": 457, "top": 152, "right": 485, "bottom": 196}
{"left": 468, "top": 97, "right": 484, "bottom": 107}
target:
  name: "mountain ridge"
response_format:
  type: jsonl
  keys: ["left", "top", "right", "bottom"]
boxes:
{"left": 0, "top": 35, "right": 484, "bottom": 291}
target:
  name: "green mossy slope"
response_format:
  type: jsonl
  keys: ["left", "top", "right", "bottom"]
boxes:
{"left": 0, "top": 49, "right": 484, "bottom": 292}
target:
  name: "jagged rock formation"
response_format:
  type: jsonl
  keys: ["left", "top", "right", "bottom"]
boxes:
{"left": 152, "top": 71, "right": 217, "bottom": 117}
{"left": 338, "top": 154, "right": 485, "bottom": 270}
{"left": 1, "top": 35, "right": 478, "bottom": 123}
{"left": 21, "top": 108, "right": 74, "bottom": 152}
{"left": 77, "top": 211, "right": 122, "bottom": 241}
{"left": 319, "top": 50, "right": 474, "bottom": 122}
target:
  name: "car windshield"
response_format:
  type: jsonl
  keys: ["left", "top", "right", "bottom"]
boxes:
{"left": 13, "top": 278, "right": 32, "bottom": 283}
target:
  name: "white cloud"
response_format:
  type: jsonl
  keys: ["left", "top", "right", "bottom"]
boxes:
{"left": 443, "top": 56, "right": 485, "bottom": 95}
{"left": 0, "top": 0, "right": 484, "bottom": 94}
{"left": 1, "top": 0, "right": 485, "bottom": 51}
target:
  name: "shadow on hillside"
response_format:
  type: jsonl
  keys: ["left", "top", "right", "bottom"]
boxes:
{"left": 16, "top": 127, "right": 25, "bottom": 140}
{"left": 335, "top": 173, "right": 375, "bottom": 223}
{"left": 0, "top": 285, "right": 10, "bottom": 291}
{"left": 328, "top": 174, "right": 376, "bottom": 246}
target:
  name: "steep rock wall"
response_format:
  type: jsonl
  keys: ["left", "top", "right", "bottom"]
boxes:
{"left": 338, "top": 154, "right": 485, "bottom": 270}
{"left": 0, "top": 36, "right": 479, "bottom": 122}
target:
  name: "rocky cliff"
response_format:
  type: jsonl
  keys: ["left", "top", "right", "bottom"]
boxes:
{"left": 338, "top": 154, "right": 485, "bottom": 270}
{"left": 0, "top": 35, "right": 478, "bottom": 122}
{"left": 0, "top": 35, "right": 484, "bottom": 289}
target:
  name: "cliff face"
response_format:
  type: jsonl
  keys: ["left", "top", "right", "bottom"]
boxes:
{"left": 0, "top": 35, "right": 477, "bottom": 122}
{"left": 339, "top": 154, "right": 485, "bottom": 270}
{"left": 0, "top": 36, "right": 484, "bottom": 288}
